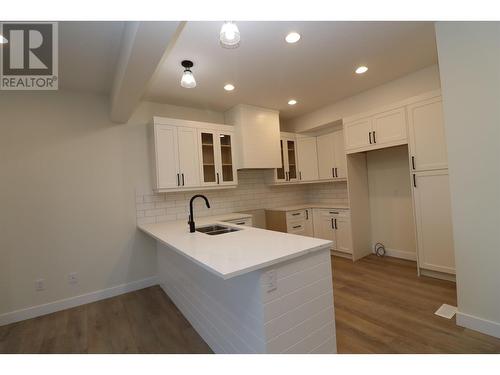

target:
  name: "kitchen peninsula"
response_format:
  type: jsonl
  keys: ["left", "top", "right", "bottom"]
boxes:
{"left": 139, "top": 213, "right": 336, "bottom": 354}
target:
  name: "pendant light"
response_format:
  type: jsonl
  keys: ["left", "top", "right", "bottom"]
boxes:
{"left": 219, "top": 22, "right": 240, "bottom": 49}
{"left": 180, "top": 60, "right": 196, "bottom": 88}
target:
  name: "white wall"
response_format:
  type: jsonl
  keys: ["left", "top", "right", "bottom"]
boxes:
{"left": 435, "top": 22, "right": 500, "bottom": 337}
{"left": 367, "top": 146, "right": 416, "bottom": 260}
{"left": 285, "top": 65, "right": 441, "bottom": 132}
{"left": 0, "top": 89, "right": 224, "bottom": 317}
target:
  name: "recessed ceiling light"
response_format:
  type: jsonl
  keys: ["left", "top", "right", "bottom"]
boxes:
{"left": 285, "top": 32, "right": 301, "bottom": 44}
{"left": 220, "top": 22, "right": 240, "bottom": 49}
{"left": 288, "top": 99, "right": 297, "bottom": 106}
{"left": 224, "top": 83, "right": 235, "bottom": 91}
{"left": 0, "top": 34, "right": 7, "bottom": 44}
{"left": 355, "top": 66, "right": 368, "bottom": 74}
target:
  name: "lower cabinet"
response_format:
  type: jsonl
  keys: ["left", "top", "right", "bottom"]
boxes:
{"left": 265, "top": 208, "right": 314, "bottom": 237}
{"left": 312, "top": 209, "right": 353, "bottom": 254}
{"left": 411, "top": 169, "right": 455, "bottom": 274}
{"left": 223, "top": 217, "right": 253, "bottom": 227}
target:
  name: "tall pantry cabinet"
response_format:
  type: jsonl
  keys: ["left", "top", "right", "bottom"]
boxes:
{"left": 407, "top": 95, "right": 455, "bottom": 276}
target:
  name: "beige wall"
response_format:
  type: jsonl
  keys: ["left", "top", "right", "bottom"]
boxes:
{"left": 435, "top": 22, "right": 500, "bottom": 336}
{"left": 284, "top": 64, "right": 441, "bottom": 132}
{"left": 0, "top": 90, "right": 224, "bottom": 316}
{"left": 366, "top": 146, "right": 416, "bottom": 259}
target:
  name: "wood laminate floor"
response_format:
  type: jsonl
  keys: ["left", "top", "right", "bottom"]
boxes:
{"left": 1, "top": 255, "right": 499, "bottom": 353}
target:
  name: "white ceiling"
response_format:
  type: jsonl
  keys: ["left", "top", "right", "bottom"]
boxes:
{"left": 145, "top": 21, "right": 438, "bottom": 120}
{"left": 59, "top": 21, "right": 125, "bottom": 94}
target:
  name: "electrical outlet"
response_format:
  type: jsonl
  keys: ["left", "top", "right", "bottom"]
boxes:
{"left": 35, "top": 279, "right": 45, "bottom": 291}
{"left": 264, "top": 269, "right": 277, "bottom": 292}
{"left": 68, "top": 272, "right": 78, "bottom": 285}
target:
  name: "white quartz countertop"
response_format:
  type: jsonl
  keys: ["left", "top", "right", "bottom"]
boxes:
{"left": 138, "top": 213, "right": 332, "bottom": 280}
{"left": 268, "top": 203, "right": 350, "bottom": 212}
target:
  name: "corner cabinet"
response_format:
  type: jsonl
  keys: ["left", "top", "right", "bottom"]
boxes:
{"left": 150, "top": 117, "right": 237, "bottom": 193}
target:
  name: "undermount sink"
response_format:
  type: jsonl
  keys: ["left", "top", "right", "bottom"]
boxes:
{"left": 196, "top": 224, "right": 242, "bottom": 236}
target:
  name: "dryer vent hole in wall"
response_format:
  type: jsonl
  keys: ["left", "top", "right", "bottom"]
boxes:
{"left": 374, "top": 242, "right": 386, "bottom": 257}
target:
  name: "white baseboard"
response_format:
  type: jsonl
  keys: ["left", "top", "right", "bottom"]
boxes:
{"left": 456, "top": 311, "right": 500, "bottom": 339}
{"left": 0, "top": 276, "right": 158, "bottom": 327}
{"left": 372, "top": 246, "right": 417, "bottom": 261}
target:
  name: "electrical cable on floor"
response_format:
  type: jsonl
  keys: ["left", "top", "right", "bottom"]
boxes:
{"left": 374, "top": 242, "right": 386, "bottom": 257}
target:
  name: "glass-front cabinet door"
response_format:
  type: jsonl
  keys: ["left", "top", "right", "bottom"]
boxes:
{"left": 276, "top": 139, "right": 287, "bottom": 182}
{"left": 218, "top": 133, "right": 236, "bottom": 184}
{"left": 199, "top": 131, "right": 217, "bottom": 185}
{"left": 275, "top": 134, "right": 298, "bottom": 183}
{"left": 198, "top": 130, "right": 237, "bottom": 186}
{"left": 286, "top": 139, "right": 298, "bottom": 181}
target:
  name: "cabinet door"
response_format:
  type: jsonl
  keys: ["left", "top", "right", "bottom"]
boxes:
{"left": 286, "top": 138, "right": 298, "bottom": 181}
{"left": 198, "top": 131, "right": 218, "bottom": 186}
{"left": 332, "top": 130, "right": 347, "bottom": 178}
{"left": 344, "top": 117, "right": 372, "bottom": 150}
{"left": 177, "top": 127, "right": 200, "bottom": 188}
{"left": 334, "top": 216, "right": 352, "bottom": 254}
{"left": 408, "top": 97, "right": 448, "bottom": 171}
{"left": 371, "top": 107, "right": 407, "bottom": 146}
{"left": 412, "top": 170, "right": 455, "bottom": 274}
{"left": 217, "top": 132, "right": 237, "bottom": 185}
{"left": 155, "top": 125, "right": 179, "bottom": 189}
{"left": 312, "top": 210, "right": 336, "bottom": 248}
{"left": 275, "top": 139, "right": 287, "bottom": 182}
{"left": 317, "top": 133, "right": 336, "bottom": 180}
{"left": 297, "top": 136, "right": 319, "bottom": 181}
{"left": 304, "top": 209, "right": 314, "bottom": 237}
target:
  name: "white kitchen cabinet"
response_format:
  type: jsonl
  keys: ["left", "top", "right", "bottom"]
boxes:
{"left": 344, "top": 106, "right": 407, "bottom": 154}
{"left": 177, "top": 127, "right": 201, "bottom": 187}
{"left": 317, "top": 130, "right": 347, "bottom": 180}
{"left": 266, "top": 208, "right": 314, "bottom": 237}
{"left": 151, "top": 117, "right": 237, "bottom": 192}
{"left": 412, "top": 169, "right": 455, "bottom": 274}
{"left": 371, "top": 108, "right": 407, "bottom": 146}
{"left": 198, "top": 129, "right": 237, "bottom": 187}
{"left": 312, "top": 209, "right": 352, "bottom": 254}
{"left": 297, "top": 136, "right": 319, "bottom": 181}
{"left": 407, "top": 96, "right": 448, "bottom": 171}
{"left": 154, "top": 125, "right": 200, "bottom": 190}
{"left": 274, "top": 133, "right": 298, "bottom": 183}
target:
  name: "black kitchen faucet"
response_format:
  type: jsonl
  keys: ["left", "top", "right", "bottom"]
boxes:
{"left": 188, "top": 194, "right": 211, "bottom": 233}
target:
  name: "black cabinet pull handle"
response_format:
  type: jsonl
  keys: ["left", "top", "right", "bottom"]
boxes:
{"left": 182, "top": 173, "right": 185, "bottom": 186}
{"left": 411, "top": 156, "right": 416, "bottom": 170}
{"left": 299, "top": 171, "right": 302, "bottom": 180}
{"left": 331, "top": 218, "right": 334, "bottom": 229}
{"left": 292, "top": 212, "right": 300, "bottom": 216}
{"left": 334, "top": 218, "right": 337, "bottom": 229}
{"left": 413, "top": 174, "right": 417, "bottom": 188}
{"left": 335, "top": 168, "right": 338, "bottom": 177}
{"left": 329, "top": 211, "right": 339, "bottom": 214}
{"left": 235, "top": 222, "right": 245, "bottom": 225}
{"left": 293, "top": 225, "right": 301, "bottom": 229}
{"left": 369, "top": 132, "right": 372, "bottom": 144}
{"left": 286, "top": 171, "right": 289, "bottom": 181}
{"left": 306, "top": 210, "right": 309, "bottom": 220}
{"left": 332, "top": 168, "right": 334, "bottom": 178}
{"left": 373, "top": 131, "right": 376, "bottom": 143}
{"left": 217, "top": 172, "right": 220, "bottom": 184}
{"left": 177, "top": 173, "right": 180, "bottom": 186}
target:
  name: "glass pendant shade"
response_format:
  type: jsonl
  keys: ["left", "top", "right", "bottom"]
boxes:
{"left": 181, "top": 69, "right": 196, "bottom": 88}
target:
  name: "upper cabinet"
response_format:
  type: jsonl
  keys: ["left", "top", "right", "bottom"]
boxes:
{"left": 296, "top": 136, "right": 319, "bottom": 181}
{"left": 151, "top": 117, "right": 237, "bottom": 193}
{"left": 407, "top": 96, "right": 448, "bottom": 171}
{"left": 275, "top": 132, "right": 298, "bottom": 182}
{"left": 224, "top": 105, "right": 281, "bottom": 169}
{"left": 317, "top": 129, "right": 346, "bottom": 180}
{"left": 344, "top": 106, "right": 407, "bottom": 154}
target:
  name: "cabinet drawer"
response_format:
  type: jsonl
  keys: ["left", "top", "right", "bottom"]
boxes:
{"left": 286, "top": 209, "right": 306, "bottom": 221}
{"left": 287, "top": 222, "right": 306, "bottom": 234}
{"left": 224, "top": 217, "right": 253, "bottom": 227}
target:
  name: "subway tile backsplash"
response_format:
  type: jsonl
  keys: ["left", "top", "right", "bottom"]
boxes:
{"left": 136, "top": 170, "right": 348, "bottom": 225}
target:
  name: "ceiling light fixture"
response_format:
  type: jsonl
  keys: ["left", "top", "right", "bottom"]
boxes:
{"left": 355, "top": 66, "right": 368, "bottom": 74}
{"left": 285, "top": 32, "right": 301, "bottom": 44}
{"left": 224, "top": 83, "right": 235, "bottom": 91}
{"left": 220, "top": 22, "right": 240, "bottom": 49}
{"left": 0, "top": 34, "right": 7, "bottom": 44}
{"left": 288, "top": 99, "right": 297, "bottom": 106}
{"left": 180, "top": 60, "right": 196, "bottom": 89}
